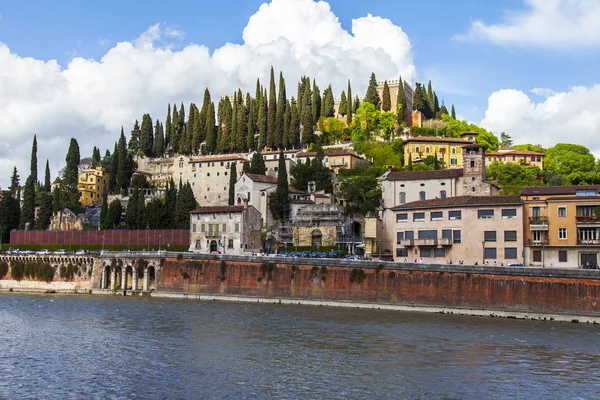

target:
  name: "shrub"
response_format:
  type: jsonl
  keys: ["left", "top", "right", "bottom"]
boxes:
{"left": 0, "top": 262, "right": 8, "bottom": 279}
{"left": 39, "top": 263, "right": 55, "bottom": 283}
{"left": 11, "top": 262, "right": 24, "bottom": 281}
{"left": 350, "top": 268, "right": 367, "bottom": 284}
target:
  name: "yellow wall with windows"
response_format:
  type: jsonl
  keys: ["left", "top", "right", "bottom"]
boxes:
{"left": 403, "top": 141, "right": 465, "bottom": 168}
{"left": 78, "top": 168, "right": 110, "bottom": 206}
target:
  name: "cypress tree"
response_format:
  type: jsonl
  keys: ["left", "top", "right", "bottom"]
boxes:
{"left": 365, "top": 72, "right": 381, "bottom": 109}
{"left": 283, "top": 99, "right": 292, "bottom": 148}
{"left": 198, "top": 89, "right": 211, "bottom": 146}
{"left": 175, "top": 182, "right": 197, "bottom": 229}
{"left": 382, "top": 80, "right": 391, "bottom": 112}
{"left": 99, "top": 190, "right": 108, "bottom": 228}
{"left": 413, "top": 83, "right": 427, "bottom": 115}
{"left": 164, "top": 179, "right": 177, "bottom": 228}
{"left": 153, "top": 119, "right": 165, "bottom": 156}
{"left": 311, "top": 80, "right": 321, "bottom": 123}
{"left": 440, "top": 103, "right": 449, "bottom": 116}
{"left": 322, "top": 85, "right": 335, "bottom": 118}
{"left": 434, "top": 152, "right": 439, "bottom": 170}
{"left": 276, "top": 149, "right": 289, "bottom": 220}
{"left": 353, "top": 95, "right": 360, "bottom": 113}
{"left": 451, "top": 104, "right": 456, "bottom": 119}
{"left": 104, "top": 199, "right": 122, "bottom": 229}
{"left": 228, "top": 162, "right": 237, "bottom": 205}
{"left": 116, "top": 129, "right": 128, "bottom": 190}
{"left": 301, "top": 83, "right": 314, "bottom": 144}
{"left": 396, "top": 76, "right": 407, "bottom": 126}
{"left": 92, "top": 146, "right": 101, "bottom": 167}
{"left": 427, "top": 80, "right": 435, "bottom": 117}
{"left": 44, "top": 160, "right": 51, "bottom": 192}
{"left": 0, "top": 188, "right": 20, "bottom": 243}
{"left": 165, "top": 104, "right": 172, "bottom": 149}
{"left": 30, "top": 135, "right": 38, "bottom": 184}
{"left": 204, "top": 102, "right": 216, "bottom": 154}
{"left": 339, "top": 91, "right": 347, "bottom": 116}
{"left": 275, "top": 72, "right": 287, "bottom": 149}
{"left": 186, "top": 103, "right": 196, "bottom": 154}
{"left": 192, "top": 106, "right": 202, "bottom": 154}
{"left": 217, "top": 97, "right": 233, "bottom": 153}
{"left": 19, "top": 177, "right": 35, "bottom": 229}
{"left": 267, "top": 67, "right": 277, "bottom": 148}
{"left": 231, "top": 93, "right": 239, "bottom": 151}
{"left": 125, "top": 185, "right": 142, "bottom": 229}
{"left": 140, "top": 113, "right": 154, "bottom": 156}
{"left": 246, "top": 94, "right": 256, "bottom": 151}
{"left": 289, "top": 98, "right": 300, "bottom": 148}
{"left": 172, "top": 106, "right": 180, "bottom": 153}
{"left": 258, "top": 92, "right": 267, "bottom": 150}
{"left": 249, "top": 153, "right": 266, "bottom": 175}
{"left": 237, "top": 94, "right": 248, "bottom": 152}
{"left": 179, "top": 103, "right": 186, "bottom": 139}
{"left": 63, "top": 138, "right": 81, "bottom": 209}
{"left": 10, "top": 167, "right": 20, "bottom": 198}
{"left": 347, "top": 80, "right": 353, "bottom": 125}
{"left": 408, "top": 153, "right": 413, "bottom": 171}
{"left": 434, "top": 92, "right": 440, "bottom": 115}
{"left": 35, "top": 192, "right": 53, "bottom": 230}
{"left": 129, "top": 120, "right": 141, "bottom": 151}
{"left": 108, "top": 142, "right": 118, "bottom": 192}
{"left": 243, "top": 162, "right": 250, "bottom": 173}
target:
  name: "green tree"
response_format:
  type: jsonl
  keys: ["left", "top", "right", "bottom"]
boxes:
{"left": 204, "top": 102, "right": 216, "bottom": 154}
{"left": 347, "top": 80, "right": 353, "bottom": 125}
{"left": 246, "top": 94, "right": 256, "bottom": 151}
{"left": 365, "top": 72, "right": 381, "bottom": 109}
{"left": 44, "top": 160, "right": 51, "bottom": 192}
{"left": 63, "top": 138, "right": 81, "bottom": 209}
{"left": 382, "top": 81, "right": 391, "bottom": 112}
{"left": 283, "top": 99, "right": 292, "bottom": 148}
{"left": 276, "top": 150, "right": 289, "bottom": 219}
{"left": 351, "top": 102, "right": 380, "bottom": 143}
{"left": 249, "top": 153, "right": 266, "bottom": 175}
{"left": 289, "top": 98, "right": 300, "bottom": 147}
{"left": 10, "top": 167, "right": 20, "bottom": 198}
{"left": 0, "top": 189, "right": 20, "bottom": 243}
{"left": 175, "top": 182, "right": 197, "bottom": 229}
{"left": 153, "top": 119, "right": 165, "bottom": 156}
{"left": 301, "top": 82, "right": 314, "bottom": 144}
{"left": 140, "top": 113, "right": 154, "bottom": 156}
{"left": 275, "top": 72, "right": 287, "bottom": 149}
{"left": 35, "top": 191, "right": 53, "bottom": 230}
{"left": 228, "top": 161, "right": 237, "bottom": 205}
{"left": 290, "top": 158, "right": 312, "bottom": 192}
{"left": 310, "top": 147, "right": 333, "bottom": 193}
{"left": 116, "top": 129, "right": 128, "bottom": 190}
{"left": 487, "top": 161, "right": 543, "bottom": 194}
{"left": 99, "top": 190, "right": 108, "bottom": 228}
{"left": 165, "top": 104, "right": 172, "bottom": 150}
{"left": 440, "top": 103, "right": 449, "bottom": 116}
{"left": 427, "top": 80, "right": 435, "bottom": 117}
{"left": 353, "top": 95, "right": 360, "bottom": 113}
{"left": 19, "top": 177, "right": 35, "bottom": 229}
{"left": 451, "top": 104, "right": 456, "bottom": 119}
{"left": 104, "top": 199, "right": 122, "bottom": 229}
{"left": 30, "top": 135, "right": 38, "bottom": 184}
{"left": 125, "top": 185, "right": 144, "bottom": 229}
{"left": 108, "top": 142, "right": 118, "bottom": 192}
{"left": 396, "top": 76, "right": 407, "bottom": 126}
{"left": 322, "top": 85, "right": 335, "bottom": 117}
{"left": 378, "top": 112, "right": 397, "bottom": 140}
{"left": 311, "top": 80, "right": 321, "bottom": 123}
{"left": 500, "top": 132, "right": 513, "bottom": 147}
{"left": 267, "top": 67, "right": 277, "bottom": 148}
{"left": 92, "top": 146, "right": 101, "bottom": 167}
{"left": 339, "top": 90, "right": 347, "bottom": 116}
{"left": 145, "top": 198, "right": 168, "bottom": 229}
{"left": 544, "top": 143, "right": 596, "bottom": 184}
{"left": 412, "top": 83, "right": 429, "bottom": 117}
{"left": 129, "top": 120, "right": 141, "bottom": 151}
{"left": 336, "top": 171, "right": 382, "bottom": 217}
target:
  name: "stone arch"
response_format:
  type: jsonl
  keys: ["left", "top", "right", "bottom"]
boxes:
{"left": 101, "top": 263, "right": 112, "bottom": 289}
{"left": 311, "top": 229, "right": 323, "bottom": 246}
{"left": 123, "top": 265, "right": 134, "bottom": 290}
{"left": 144, "top": 265, "right": 158, "bottom": 291}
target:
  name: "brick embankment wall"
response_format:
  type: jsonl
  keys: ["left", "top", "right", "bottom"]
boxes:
{"left": 154, "top": 255, "right": 600, "bottom": 316}
{"left": 10, "top": 230, "right": 189, "bottom": 246}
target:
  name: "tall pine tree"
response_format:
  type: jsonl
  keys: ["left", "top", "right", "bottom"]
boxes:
{"left": 228, "top": 162, "right": 237, "bottom": 205}
{"left": 116, "top": 129, "right": 128, "bottom": 190}
{"left": 311, "top": 80, "right": 321, "bottom": 123}
{"left": 204, "top": 102, "right": 216, "bottom": 154}
{"left": 44, "top": 160, "right": 51, "bottom": 192}
{"left": 365, "top": 72, "right": 381, "bottom": 109}
{"left": 322, "top": 85, "right": 335, "bottom": 118}
{"left": 347, "top": 80, "right": 353, "bottom": 125}
{"left": 165, "top": 104, "right": 172, "bottom": 149}
{"left": 451, "top": 104, "right": 456, "bottom": 119}
{"left": 301, "top": 82, "right": 314, "bottom": 144}
{"left": 30, "top": 135, "right": 37, "bottom": 184}
{"left": 382, "top": 80, "right": 391, "bottom": 112}
{"left": 289, "top": 98, "right": 300, "bottom": 148}
{"left": 140, "top": 113, "right": 154, "bottom": 156}
{"left": 63, "top": 138, "right": 81, "bottom": 210}
{"left": 396, "top": 76, "right": 407, "bottom": 126}
{"left": 276, "top": 149, "right": 289, "bottom": 220}
{"left": 267, "top": 67, "right": 277, "bottom": 148}
{"left": 129, "top": 120, "right": 141, "bottom": 151}
{"left": 274, "top": 72, "right": 287, "bottom": 149}
{"left": 339, "top": 91, "right": 347, "bottom": 116}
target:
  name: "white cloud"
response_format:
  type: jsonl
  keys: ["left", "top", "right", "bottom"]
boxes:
{"left": 458, "top": 0, "right": 600, "bottom": 49}
{"left": 98, "top": 38, "right": 110, "bottom": 47}
{"left": 480, "top": 85, "right": 600, "bottom": 154}
{"left": 0, "top": 0, "right": 415, "bottom": 188}
{"left": 530, "top": 87, "right": 555, "bottom": 97}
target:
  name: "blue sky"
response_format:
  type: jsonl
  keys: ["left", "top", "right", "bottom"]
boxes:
{"left": 0, "top": 0, "right": 599, "bottom": 186}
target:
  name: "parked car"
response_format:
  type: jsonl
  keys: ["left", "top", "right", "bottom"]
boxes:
{"left": 74, "top": 249, "right": 89, "bottom": 255}
{"left": 53, "top": 249, "right": 68, "bottom": 255}
{"left": 7, "top": 249, "right": 19, "bottom": 255}
{"left": 20, "top": 249, "right": 33, "bottom": 255}
{"left": 36, "top": 249, "right": 51, "bottom": 255}
{"left": 508, "top": 263, "right": 524, "bottom": 268}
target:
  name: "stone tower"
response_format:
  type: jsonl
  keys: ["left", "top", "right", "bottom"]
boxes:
{"left": 461, "top": 144, "right": 492, "bottom": 196}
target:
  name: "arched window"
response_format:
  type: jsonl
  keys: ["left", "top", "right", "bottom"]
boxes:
{"left": 425, "top": 147, "right": 430, "bottom": 153}
{"left": 415, "top": 146, "right": 420, "bottom": 153}
{"left": 419, "top": 191, "right": 426, "bottom": 201}
{"left": 400, "top": 192, "right": 406, "bottom": 204}
{"left": 311, "top": 230, "right": 323, "bottom": 246}
{"left": 440, "top": 190, "right": 447, "bottom": 199}
{"left": 451, "top": 147, "right": 456, "bottom": 154}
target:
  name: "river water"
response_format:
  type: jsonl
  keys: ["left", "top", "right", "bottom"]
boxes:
{"left": 0, "top": 294, "right": 598, "bottom": 400}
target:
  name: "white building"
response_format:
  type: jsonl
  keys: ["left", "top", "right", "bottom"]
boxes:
{"left": 189, "top": 205, "right": 262, "bottom": 255}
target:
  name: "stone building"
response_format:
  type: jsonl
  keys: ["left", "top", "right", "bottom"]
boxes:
{"left": 78, "top": 167, "right": 110, "bottom": 206}
{"left": 391, "top": 196, "right": 524, "bottom": 265}
{"left": 234, "top": 173, "right": 278, "bottom": 227}
{"left": 297, "top": 149, "right": 366, "bottom": 173}
{"left": 403, "top": 133, "right": 477, "bottom": 168}
{"left": 254, "top": 149, "right": 301, "bottom": 180}
{"left": 189, "top": 205, "right": 262, "bottom": 255}
{"left": 521, "top": 185, "right": 600, "bottom": 268}
{"left": 375, "top": 79, "right": 414, "bottom": 126}
{"left": 134, "top": 156, "right": 174, "bottom": 189}
{"left": 486, "top": 147, "right": 544, "bottom": 169}
{"left": 172, "top": 154, "right": 247, "bottom": 206}
{"left": 291, "top": 203, "right": 348, "bottom": 248}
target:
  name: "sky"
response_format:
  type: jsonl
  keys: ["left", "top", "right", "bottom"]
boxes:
{"left": 1, "top": 0, "right": 599, "bottom": 188}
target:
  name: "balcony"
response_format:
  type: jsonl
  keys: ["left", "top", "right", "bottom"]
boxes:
{"left": 400, "top": 239, "right": 414, "bottom": 246}
{"left": 577, "top": 239, "right": 600, "bottom": 245}
{"left": 528, "top": 239, "right": 549, "bottom": 246}
{"left": 437, "top": 238, "right": 453, "bottom": 246}
{"left": 414, "top": 238, "right": 438, "bottom": 246}
{"left": 576, "top": 215, "right": 600, "bottom": 225}
{"left": 529, "top": 216, "right": 548, "bottom": 231}
{"left": 205, "top": 230, "right": 220, "bottom": 238}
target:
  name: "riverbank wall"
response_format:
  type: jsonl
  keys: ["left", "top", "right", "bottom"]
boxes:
{"left": 92, "top": 253, "right": 600, "bottom": 317}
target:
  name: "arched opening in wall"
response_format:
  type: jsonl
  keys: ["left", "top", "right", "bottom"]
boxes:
{"left": 114, "top": 266, "right": 122, "bottom": 289}
{"left": 210, "top": 240, "right": 218, "bottom": 253}
{"left": 136, "top": 266, "right": 144, "bottom": 290}
{"left": 125, "top": 265, "right": 133, "bottom": 290}
{"left": 147, "top": 266, "right": 156, "bottom": 291}
{"left": 311, "top": 230, "right": 322, "bottom": 246}
{"left": 103, "top": 264, "right": 111, "bottom": 289}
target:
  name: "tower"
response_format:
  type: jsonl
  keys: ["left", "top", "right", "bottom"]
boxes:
{"left": 461, "top": 144, "right": 491, "bottom": 196}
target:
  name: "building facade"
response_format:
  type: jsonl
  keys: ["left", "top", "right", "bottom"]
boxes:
{"left": 189, "top": 205, "right": 262, "bottom": 255}
{"left": 234, "top": 173, "right": 278, "bottom": 226}
{"left": 391, "top": 196, "right": 524, "bottom": 265}
{"left": 486, "top": 147, "right": 544, "bottom": 169}
{"left": 403, "top": 136, "right": 471, "bottom": 168}
{"left": 521, "top": 185, "right": 600, "bottom": 268}
{"left": 78, "top": 168, "right": 110, "bottom": 206}
{"left": 297, "top": 149, "right": 365, "bottom": 173}
{"left": 256, "top": 150, "right": 301, "bottom": 180}
{"left": 375, "top": 79, "right": 414, "bottom": 126}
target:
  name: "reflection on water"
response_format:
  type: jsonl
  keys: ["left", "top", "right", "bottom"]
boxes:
{"left": 0, "top": 294, "right": 598, "bottom": 399}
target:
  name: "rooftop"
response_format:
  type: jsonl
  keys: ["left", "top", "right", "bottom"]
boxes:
{"left": 385, "top": 169, "right": 464, "bottom": 181}
{"left": 188, "top": 154, "right": 248, "bottom": 163}
{"left": 244, "top": 173, "right": 277, "bottom": 184}
{"left": 391, "top": 195, "right": 522, "bottom": 211}
{"left": 488, "top": 150, "right": 544, "bottom": 156}
{"left": 190, "top": 205, "right": 246, "bottom": 214}
{"left": 521, "top": 185, "right": 600, "bottom": 196}
{"left": 297, "top": 149, "right": 359, "bottom": 158}
{"left": 405, "top": 136, "right": 470, "bottom": 144}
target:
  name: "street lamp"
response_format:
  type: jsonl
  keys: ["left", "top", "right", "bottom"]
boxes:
{"left": 482, "top": 241, "right": 485, "bottom": 265}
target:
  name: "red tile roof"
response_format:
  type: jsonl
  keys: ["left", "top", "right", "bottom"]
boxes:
{"left": 521, "top": 185, "right": 600, "bottom": 196}
{"left": 297, "top": 149, "right": 359, "bottom": 158}
{"left": 188, "top": 154, "right": 248, "bottom": 163}
{"left": 244, "top": 173, "right": 277, "bottom": 183}
{"left": 487, "top": 150, "right": 544, "bottom": 156}
{"left": 405, "top": 136, "right": 469, "bottom": 144}
{"left": 385, "top": 169, "right": 464, "bottom": 181}
{"left": 190, "top": 206, "right": 246, "bottom": 214}
{"left": 391, "top": 195, "right": 522, "bottom": 211}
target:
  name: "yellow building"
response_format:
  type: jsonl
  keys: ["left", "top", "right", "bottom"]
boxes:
{"left": 297, "top": 149, "right": 365, "bottom": 173}
{"left": 486, "top": 147, "right": 544, "bottom": 169}
{"left": 78, "top": 168, "right": 110, "bottom": 206}
{"left": 404, "top": 134, "right": 476, "bottom": 168}
{"left": 521, "top": 185, "right": 600, "bottom": 268}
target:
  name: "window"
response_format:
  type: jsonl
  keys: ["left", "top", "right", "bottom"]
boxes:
{"left": 224, "top": 171, "right": 228, "bottom": 176}
{"left": 399, "top": 192, "right": 406, "bottom": 204}
{"left": 512, "top": 155, "right": 516, "bottom": 161}
{"left": 504, "top": 231, "right": 517, "bottom": 242}
{"left": 419, "top": 191, "right": 426, "bottom": 201}
{"left": 413, "top": 212, "right": 425, "bottom": 222}
{"left": 415, "top": 146, "right": 420, "bottom": 153}
{"left": 556, "top": 250, "right": 568, "bottom": 263}
{"left": 533, "top": 250, "right": 542, "bottom": 262}
{"left": 451, "top": 158, "right": 457, "bottom": 165}
{"left": 449, "top": 210, "right": 462, "bottom": 220}
{"left": 431, "top": 211, "right": 443, "bottom": 221}
{"left": 501, "top": 209, "right": 517, "bottom": 219}
{"left": 234, "top": 223, "right": 240, "bottom": 232}
{"left": 213, "top": 213, "right": 216, "bottom": 219}
{"left": 425, "top": 147, "right": 430, "bottom": 153}
{"left": 229, "top": 213, "right": 233, "bottom": 219}
{"left": 484, "top": 231, "right": 497, "bottom": 242}
{"left": 222, "top": 223, "right": 227, "bottom": 232}
{"left": 418, "top": 230, "right": 437, "bottom": 239}
{"left": 434, "top": 248, "right": 446, "bottom": 257}
{"left": 207, "top": 173, "right": 210, "bottom": 177}
{"left": 470, "top": 160, "right": 475, "bottom": 168}
{"left": 453, "top": 230, "right": 461, "bottom": 243}
{"left": 396, "top": 213, "right": 408, "bottom": 223}
{"left": 472, "top": 177, "right": 475, "bottom": 182}
{"left": 504, "top": 248, "right": 517, "bottom": 259}
{"left": 192, "top": 224, "right": 197, "bottom": 233}
{"left": 396, "top": 232, "right": 404, "bottom": 243}
{"left": 195, "top": 240, "right": 201, "bottom": 249}
{"left": 201, "top": 224, "right": 205, "bottom": 232}
{"left": 451, "top": 147, "right": 456, "bottom": 154}
{"left": 558, "top": 207, "right": 566, "bottom": 217}
{"left": 420, "top": 247, "right": 432, "bottom": 257}
{"left": 559, "top": 228, "right": 567, "bottom": 240}
{"left": 440, "top": 190, "right": 446, "bottom": 199}
{"left": 442, "top": 229, "right": 452, "bottom": 239}
{"left": 228, "top": 239, "right": 234, "bottom": 249}
{"left": 531, "top": 206, "right": 541, "bottom": 217}
{"left": 396, "top": 248, "right": 409, "bottom": 257}
{"left": 478, "top": 210, "right": 494, "bottom": 219}
{"left": 220, "top": 161, "right": 224, "bottom": 166}
{"left": 404, "top": 231, "right": 414, "bottom": 240}
{"left": 484, "top": 248, "right": 497, "bottom": 259}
